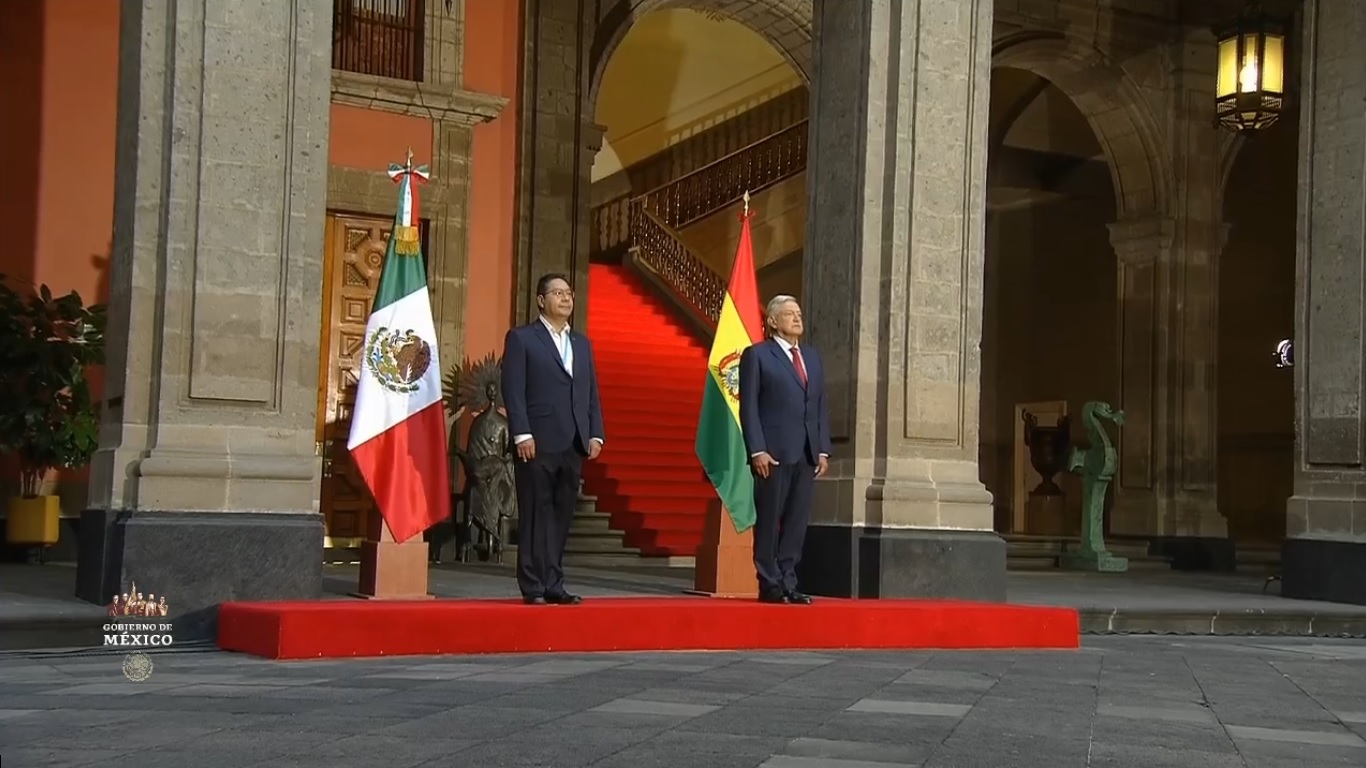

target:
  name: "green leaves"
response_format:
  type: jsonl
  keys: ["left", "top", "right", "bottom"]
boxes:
{"left": 0, "top": 274, "right": 107, "bottom": 497}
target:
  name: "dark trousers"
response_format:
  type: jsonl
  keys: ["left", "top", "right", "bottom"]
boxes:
{"left": 752, "top": 458, "right": 814, "bottom": 594}
{"left": 513, "top": 446, "right": 582, "bottom": 598}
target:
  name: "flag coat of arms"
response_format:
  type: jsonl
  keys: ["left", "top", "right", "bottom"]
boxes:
{"left": 695, "top": 206, "right": 764, "bottom": 533}
{"left": 346, "top": 154, "right": 450, "bottom": 543}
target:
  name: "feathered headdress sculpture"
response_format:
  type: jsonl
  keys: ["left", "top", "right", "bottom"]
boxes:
{"left": 443, "top": 352, "right": 503, "bottom": 415}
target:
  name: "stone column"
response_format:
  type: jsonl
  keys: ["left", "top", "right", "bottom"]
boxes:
{"left": 571, "top": 122, "right": 607, "bottom": 330}
{"left": 1107, "top": 217, "right": 1169, "bottom": 539}
{"left": 1159, "top": 26, "right": 1232, "bottom": 567}
{"left": 799, "top": 0, "right": 1004, "bottom": 600}
{"left": 1282, "top": 0, "right": 1366, "bottom": 605}
{"left": 1108, "top": 217, "right": 1227, "bottom": 496}
{"left": 75, "top": 0, "right": 334, "bottom": 634}
{"left": 514, "top": 0, "right": 595, "bottom": 322}
{"left": 1103, "top": 28, "right": 1234, "bottom": 573}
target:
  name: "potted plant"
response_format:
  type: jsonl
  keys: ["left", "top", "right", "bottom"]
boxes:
{"left": 0, "top": 274, "right": 106, "bottom": 556}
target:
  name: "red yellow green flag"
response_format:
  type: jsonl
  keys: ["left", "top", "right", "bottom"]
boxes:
{"left": 694, "top": 209, "right": 764, "bottom": 532}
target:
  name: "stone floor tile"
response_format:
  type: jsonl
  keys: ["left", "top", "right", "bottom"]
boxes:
{"left": 1226, "top": 724, "right": 1366, "bottom": 747}
{"left": 0, "top": 747, "right": 131, "bottom": 767}
{"left": 747, "top": 653, "right": 837, "bottom": 666}
{"left": 892, "top": 668, "right": 997, "bottom": 690}
{"left": 1088, "top": 743, "right": 1245, "bottom": 768}
{"left": 1096, "top": 702, "right": 1218, "bottom": 724}
{"left": 1, "top": 638, "right": 1364, "bottom": 767}
{"left": 589, "top": 698, "right": 720, "bottom": 717}
{"left": 33, "top": 683, "right": 180, "bottom": 696}
{"left": 846, "top": 699, "right": 971, "bottom": 717}
{"left": 626, "top": 686, "right": 747, "bottom": 706}
{"left": 779, "top": 736, "right": 924, "bottom": 765}
{"left": 759, "top": 757, "right": 915, "bottom": 768}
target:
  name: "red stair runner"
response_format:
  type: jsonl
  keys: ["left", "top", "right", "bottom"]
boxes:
{"left": 584, "top": 264, "right": 715, "bottom": 556}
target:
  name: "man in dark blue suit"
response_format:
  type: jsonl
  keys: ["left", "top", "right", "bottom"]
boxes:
{"left": 738, "top": 294, "right": 831, "bottom": 604}
{"left": 501, "top": 273, "right": 605, "bottom": 605}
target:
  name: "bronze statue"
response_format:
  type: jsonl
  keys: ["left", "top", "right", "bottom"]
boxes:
{"left": 450, "top": 353, "right": 515, "bottom": 563}
{"left": 1062, "top": 401, "right": 1128, "bottom": 572}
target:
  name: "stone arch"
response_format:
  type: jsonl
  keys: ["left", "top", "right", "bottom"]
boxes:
{"left": 588, "top": 0, "right": 812, "bottom": 112}
{"left": 992, "top": 32, "right": 1171, "bottom": 218}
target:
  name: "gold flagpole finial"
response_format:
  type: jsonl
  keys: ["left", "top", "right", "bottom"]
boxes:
{"left": 742, "top": 190, "right": 751, "bottom": 217}
{"left": 405, "top": 146, "right": 414, "bottom": 170}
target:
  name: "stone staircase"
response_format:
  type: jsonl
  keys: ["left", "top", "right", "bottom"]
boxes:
{"left": 1004, "top": 535, "right": 1282, "bottom": 573}
{"left": 563, "top": 493, "right": 677, "bottom": 568}
{"left": 1004, "top": 535, "right": 1166, "bottom": 571}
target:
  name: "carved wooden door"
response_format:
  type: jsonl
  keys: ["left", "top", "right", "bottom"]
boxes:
{"left": 318, "top": 214, "right": 393, "bottom": 548}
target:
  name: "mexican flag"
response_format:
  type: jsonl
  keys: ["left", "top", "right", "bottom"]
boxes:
{"left": 346, "top": 158, "right": 450, "bottom": 544}
{"left": 695, "top": 207, "right": 764, "bottom": 533}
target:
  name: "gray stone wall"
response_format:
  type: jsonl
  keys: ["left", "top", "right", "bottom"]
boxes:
{"left": 804, "top": 0, "right": 996, "bottom": 534}
{"left": 89, "top": 0, "right": 336, "bottom": 515}
{"left": 513, "top": 0, "right": 597, "bottom": 326}
{"left": 1282, "top": 0, "right": 1366, "bottom": 603}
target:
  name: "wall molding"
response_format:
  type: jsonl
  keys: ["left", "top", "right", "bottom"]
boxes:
{"left": 331, "top": 72, "right": 507, "bottom": 124}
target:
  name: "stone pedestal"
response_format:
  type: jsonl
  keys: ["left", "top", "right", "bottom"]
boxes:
{"left": 355, "top": 520, "right": 433, "bottom": 600}
{"left": 855, "top": 530, "right": 1006, "bottom": 599}
{"left": 77, "top": 510, "right": 322, "bottom": 638}
{"left": 75, "top": 0, "right": 333, "bottom": 637}
{"left": 1060, "top": 549, "right": 1129, "bottom": 574}
{"left": 689, "top": 501, "right": 757, "bottom": 599}
{"left": 798, "top": 0, "right": 1004, "bottom": 602}
{"left": 1281, "top": 0, "right": 1366, "bottom": 606}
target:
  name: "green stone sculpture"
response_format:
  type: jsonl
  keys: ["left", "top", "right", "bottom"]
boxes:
{"left": 1062, "top": 401, "right": 1129, "bottom": 573}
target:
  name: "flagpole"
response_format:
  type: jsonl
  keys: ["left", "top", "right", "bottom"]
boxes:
{"left": 349, "top": 149, "right": 441, "bottom": 601}
{"left": 690, "top": 188, "right": 761, "bottom": 599}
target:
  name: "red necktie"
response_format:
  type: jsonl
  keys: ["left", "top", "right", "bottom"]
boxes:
{"left": 791, "top": 347, "right": 808, "bottom": 388}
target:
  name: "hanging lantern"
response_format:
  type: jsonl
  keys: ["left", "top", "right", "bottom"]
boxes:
{"left": 1214, "top": 7, "right": 1290, "bottom": 133}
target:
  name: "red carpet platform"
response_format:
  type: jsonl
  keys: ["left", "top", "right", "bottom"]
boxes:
{"left": 216, "top": 597, "right": 1080, "bottom": 660}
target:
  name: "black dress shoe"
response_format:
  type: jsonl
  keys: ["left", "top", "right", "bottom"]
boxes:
{"left": 785, "top": 590, "right": 813, "bottom": 605}
{"left": 523, "top": 596, "right": 546, "bottom": 605}
{"left": 545, "top": 592, "right": 582, "bottom": 605}
{"left": 758, "top": 590, "right": 790, "bottom": 604}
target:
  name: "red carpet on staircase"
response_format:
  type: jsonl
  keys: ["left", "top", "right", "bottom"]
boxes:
{"left": 584, "top": 264, "right": 715, "bottom": 557}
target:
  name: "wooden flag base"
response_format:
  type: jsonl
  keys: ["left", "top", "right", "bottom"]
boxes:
{"left": 353, "top": 518, "right": 434, "bottom": 600}
{"left": 686, "top": 500, "right": 757, "bottom": 598}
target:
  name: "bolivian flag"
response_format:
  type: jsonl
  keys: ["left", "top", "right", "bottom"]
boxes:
{"left": 695, "top": 208, "right": 764, "bottom": 533}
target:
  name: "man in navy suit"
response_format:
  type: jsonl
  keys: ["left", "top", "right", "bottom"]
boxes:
{"left": 738, "top": 294, "right": 831, "bottom": 604}
{"left": 501, "top": 273, "right": 605, "bottom": 605}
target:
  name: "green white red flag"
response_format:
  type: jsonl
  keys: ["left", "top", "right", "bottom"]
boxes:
{"left": 346, "top": 153, "right": 449, "bottom": 543}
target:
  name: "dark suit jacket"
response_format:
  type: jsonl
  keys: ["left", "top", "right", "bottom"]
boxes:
{"left": 500, "top": 320, "right": 605, "bottom": 455}
{"left": 738, "top": 338, "right": 832, "bottom": 466}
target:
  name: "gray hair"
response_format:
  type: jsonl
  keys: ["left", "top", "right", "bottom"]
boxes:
{"left": 765, "top": 294, "right": 799, "bottom": 322}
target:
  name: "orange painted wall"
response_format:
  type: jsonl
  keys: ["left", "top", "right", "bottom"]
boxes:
{"left": 0, "top": 0, "right": 118, "bottom": 500}
{"left": 328, "top": 104, "right": 434, "bottom": 177}
{"left": 0, "top": 0, "right": 118, "bottom": 303}
{"left": 0, "top": 0, "right": 43, "bottom": 290}
{"left": 462, "top": 0, "right": 522, "bottom": 360}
